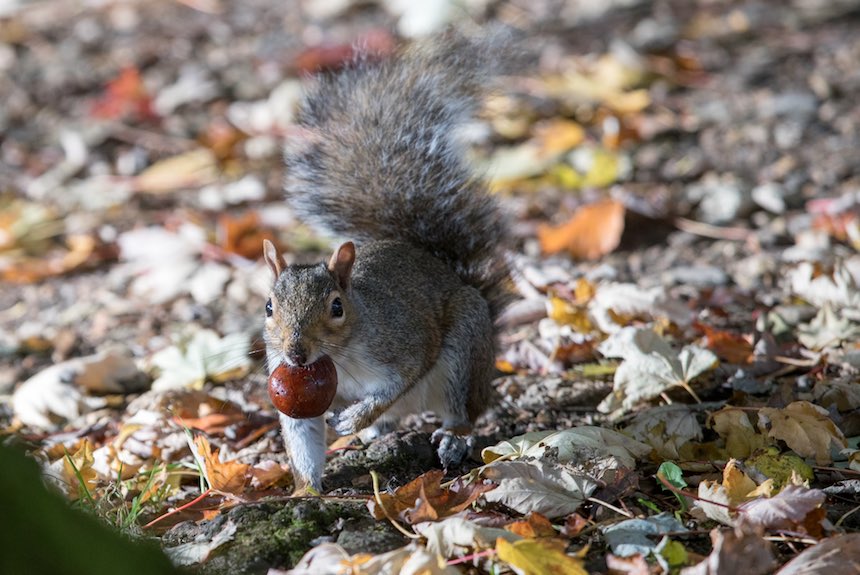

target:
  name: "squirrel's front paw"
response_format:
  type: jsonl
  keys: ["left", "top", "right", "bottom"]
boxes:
{"left": 327, "top": 400, "right": 378, "bottom": 436}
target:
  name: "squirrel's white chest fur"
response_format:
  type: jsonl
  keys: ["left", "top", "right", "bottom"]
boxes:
{"left": 330, "top": 341, "right": 455, "bottom": 422}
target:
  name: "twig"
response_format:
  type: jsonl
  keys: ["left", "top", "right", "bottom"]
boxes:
{"left": 448, "top": 549, "right": 496, "bottom": 566}
{"left": 674, "top": 217, "right": 753, "bottom": 241}
{"left": 836, "top": 504, "right": 860, "bottom": 527}
{"left": 143, "top": 487, "right": 213, "bottom": 529}
{"left": 587, "top": 496, "right": 634, "bottom": 518}
{"left": 370, "top": 471, "right": 420, "bottom": 540}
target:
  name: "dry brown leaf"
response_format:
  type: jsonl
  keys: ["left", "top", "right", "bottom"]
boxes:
{"left": 217, "top": 211, "right": 278, "bottom": 260}
{"left": 133, "top": 149, "right": 218, "bottom": 194}
{"left": 367, "top": 469, "right": 495, "bottom": 524}
{"left": 758, "top": 401, "right": 847, "bottom": 465}
{"left": 505, "top": 512, "right": 557, "bottom": 538}
{"left": 680, "top": 527, "right": 775, "bottom": 575}
{"left": 739, "top": 485, "right": 826, "bottom": 536}
{"left": 533, "top": 119, "right": 586, "bottom": 156}
{"left": 538, "top": 199, "right": 625, "bottom": 259}
{"left": 711, "top": 408, "right": 768, "bottom": 459}
{"left": 776, "top": 533, "right": 860, "bottom": 575}
{"left": 696, "top": 323, "right": 755, "bottom": 365}
{"left": 193, "top": 436, "right": 249, "bottom": 495}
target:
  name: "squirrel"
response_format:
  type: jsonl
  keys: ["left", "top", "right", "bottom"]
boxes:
{"left": 262, "top": 29, "right": 516, "bottom": 493}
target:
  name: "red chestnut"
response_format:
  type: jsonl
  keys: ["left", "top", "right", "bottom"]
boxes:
{"left": 267, "top": 356, "right": 338, "bottom": 418}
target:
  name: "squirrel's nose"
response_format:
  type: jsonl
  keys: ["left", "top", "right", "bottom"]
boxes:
{"left": 286, "top": 348, "right": 307, "bottom": 366}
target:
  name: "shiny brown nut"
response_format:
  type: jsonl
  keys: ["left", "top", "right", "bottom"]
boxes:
{"left": 267, "top": 355, "right": 338, "bottom": 418}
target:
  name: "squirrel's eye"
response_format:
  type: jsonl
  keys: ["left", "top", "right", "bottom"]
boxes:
{"left": 331, "top": 297, "right": 343, "bottom": 318}
{"left": 265, "top": 298, "right": 273, "bottom": 317}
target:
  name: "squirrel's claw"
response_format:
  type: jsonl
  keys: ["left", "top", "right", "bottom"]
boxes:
{"left": 327, "top": 399, "right": 379, "bottom": 436}
{"left": 431, "top": 428, "right": 473, "bottom": 470}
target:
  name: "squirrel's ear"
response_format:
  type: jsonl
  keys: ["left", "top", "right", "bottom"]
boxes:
{"left": 328, "top": 241, "right": 355, "bottom": 290}
{"left": 262, "top": 239, "right": 283, "bottom": 278}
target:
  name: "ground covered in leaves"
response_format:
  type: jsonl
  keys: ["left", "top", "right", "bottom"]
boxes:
{"left": 2, "top": 0, "right": 860, "bottom": 574}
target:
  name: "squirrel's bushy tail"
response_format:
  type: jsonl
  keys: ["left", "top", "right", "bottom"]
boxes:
{"left": 284, "top": 28, "right": 518, "bottom": 320}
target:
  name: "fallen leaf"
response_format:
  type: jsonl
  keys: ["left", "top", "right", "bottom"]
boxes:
{"left": 597, "top": 328, "right": 718, "bottom": 413}
{"left": 164, "top": 518, "right": 237, "bottom": 566}
{"left": 133, "top": 149, "right": 219, "bottom": 194}
{"left": 739, "top": 485, "right": 826, "bottom": 536}
{"left": 746, "top": 447, "right": 815, "bottom": 487}
{"left": 496, "top": 537, "right": 588, "bottom": 575}
{"left": 623, "top": 404, "right": 703, "bottom": 460}
{"left": 776, "top": 533, "right": 860, "bottom": 575}
{"left": 758, "top": 401, "right": 846, "bottom": 465}
{"left": 62, "top": 440, "right": 98, "bottom": 501}
{"left": 588, "top": 283, "right": 691, "bottom": 334}
{"left": 696, "top": 323, "right": 755, "bottom": 364}
{"left": 148, "top": 329, "right": 252, "bottom": 391}
{"left": 480, "top": 460, "right": 597, "bottom": 518}
{"left": 680, "top": 526, "right": 775, "bottom": 575}
{"left": 538, "top": 199, "right": 626, "bottom": 260}
{"left": 533, "top": 119, "right": 586, "bottom": 156}
{"left": 416, "top": 517, "right": 520, "bottom": 559}
{"left": 798, "top": 303, "right": 860, "bottom": 350}
{"left": 368, "top": 470, "right": 496, "bottom": 524}
{"left": 711, "top": 408, "right": 768, "bottom": 459}
{"left": 90, "top": 67, "right": 158, "bottom": 122}
{"left": 481, "top": 427, "right": 651, "bottom": 470}
{"left": 693, "top": 459, "right": 757, "bottom": 526}
{"left": 191, "top": 436, "right": 249, "bottom": 495}
{"left": 505, "top": 512, "right": 557, "bottom": 538}
{"left": 605, "top": 553, "right": 652, "bottom": 575}
{"left": 601, "top": 512, "right": 687, "bottom": 558}
{"left": 813, "top": 379, "right": 860, "bottom": 412}
{"left": 217, "top": 211, "right": 277, "bottom": 260}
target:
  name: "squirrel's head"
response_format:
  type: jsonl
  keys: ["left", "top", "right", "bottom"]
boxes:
{"left": 262, "top": 240, "right": 356, "bottom": 367}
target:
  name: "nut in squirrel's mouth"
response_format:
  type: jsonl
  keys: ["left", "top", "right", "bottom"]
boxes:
{"left": 268, "top": 354, "right": 338, "bottom": 418}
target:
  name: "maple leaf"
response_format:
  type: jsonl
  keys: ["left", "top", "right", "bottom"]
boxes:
{"left": 739, "top": 485, "right": 826, "bottom": 536}
{"left": 623, "top": 404, "right": 703, "bottom": 460}
{"left": 191, "top": 436, "right": 249, "bottom": 495}
{"left": 496, "top": 537, "right": 588, "bottom": 575}
{"left": 757, "top": 401, "right": 847, "bottom": 465}
{"left": 368, "top": 470, "right": 495, "bottom": 524}
{"left": 597, "top": 327, "right": 718, "bottom": 413}
{"left": 481, "top": 460, "right": 597, "bottom": 518}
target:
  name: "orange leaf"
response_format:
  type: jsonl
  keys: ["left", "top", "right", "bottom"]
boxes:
{"left": 696, "top": 323, "right": 754, "bottom": 365}
{"left": 91, "top": 67, "right": 157, "bottom": 122}
{"left": 506, "top": 512, "right": 557, "bottom": 538}
{"left": 538, "top": 199, "right": 625, "bottom": 260}
{"left": 193, "top": 436, "right": 249, "bottom": 495}
{"left": 218, "top": 212, "right": 278, "bottom": 260}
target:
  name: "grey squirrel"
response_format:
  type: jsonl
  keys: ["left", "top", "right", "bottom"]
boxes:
{"left": 262, "top": 29, "right": 515, "bottom": 492}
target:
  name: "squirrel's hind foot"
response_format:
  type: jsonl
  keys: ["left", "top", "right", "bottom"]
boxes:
{"left": 431, "top": 428, "right": 474, "bottom": 470}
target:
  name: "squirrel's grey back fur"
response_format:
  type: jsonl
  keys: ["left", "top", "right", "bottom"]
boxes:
{"left": 284, "top": 29, "right": 516, "bottom": 320}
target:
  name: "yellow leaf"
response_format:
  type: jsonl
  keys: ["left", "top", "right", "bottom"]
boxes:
{"left": 722, "top": 459, "right": 757, "bottom": 503}
{"left": 133, "top": 149, "right": 218, "bottom": 194}
{"left": 547, "top": 296, "right": 593, "bottom": 333}
{"left": 63, "top": 440, "right": 98, "bottom": 501}
{"left": 534, "top": 119, "right": 586, "bottom": 156}
{"left": 758, "top": 401, "right": 846, "bottom": 465}
{"left": 496, "top": 537, "right": 588, "bottom": 575}
{"left": 711, "top": 408, "right": 767, "bottom": 459}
